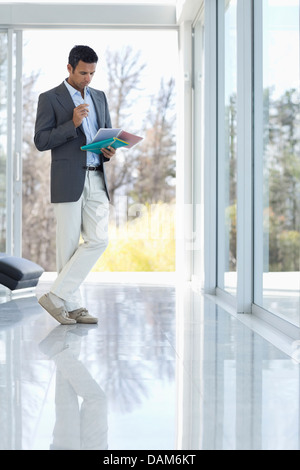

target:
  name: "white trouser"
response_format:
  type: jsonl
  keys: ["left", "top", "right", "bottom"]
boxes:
{"left": 52, "top": 342, "right": 108, "bottom": 450}
{"left": 51, "top": 171, "right": 109, "bottom": 311}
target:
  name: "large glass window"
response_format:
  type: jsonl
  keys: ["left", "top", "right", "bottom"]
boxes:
{"left": 22, "top": 29, "right": 177, "bottom": 272}
{"left": 0, "top": 32, "right": 7, "bottom": 253}
{"left": 254, "top": 0, "right": 300, "bottom": 326}
{"left": 217, "top": 0, "right": 238, "bottom": 296}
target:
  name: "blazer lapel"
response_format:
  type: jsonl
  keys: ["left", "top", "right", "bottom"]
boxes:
{"left": 55, "top": 82, "right": 85, "bottom": 135}
{"left": 55, "top": 82, "right": 75, "bottom": 112}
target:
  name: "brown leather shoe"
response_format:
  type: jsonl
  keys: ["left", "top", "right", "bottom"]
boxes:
{"left": 68, "top": 308, "right": 98, "bottom": 324}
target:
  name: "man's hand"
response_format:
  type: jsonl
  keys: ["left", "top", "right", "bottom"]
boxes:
{"left": 73, "top": 104, "right": 89, "bottom": 128}
{"left": 101, "top": 146, "right": 116, "bottom": 160}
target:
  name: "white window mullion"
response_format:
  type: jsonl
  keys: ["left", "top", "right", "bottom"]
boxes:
{"left": 253, "top": 0, "right": 264, "bottom": 307}
{"left": 236, "top": 0, "right": 253, "bottom": 313}
{"left": 217, "top": 0, "right": 226, "bottom": 292}
{"left": 13, "top": 30, "right": 23, "bottom": 257}
{"left": 6, "top": 29, "right": 14, "bottom": 255}
{"left": 177, "top": 20, "right": 193, "bottom": 282}
{"left": 203, "top": 0, "right": 217, "bottom": 293}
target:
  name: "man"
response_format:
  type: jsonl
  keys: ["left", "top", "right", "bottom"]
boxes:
{"left": 34, "top": 45, "right": 116, "bottom": 325}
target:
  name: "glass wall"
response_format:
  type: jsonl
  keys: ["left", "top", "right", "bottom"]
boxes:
{"left": 22, "top": 29, "right": 177, "bottom": 272}
{"left": 217, "top": 0, "right": 238, "bottom": 297}
{"left": 254, "top": 0, "right": 300, "bottom": 326}
{"left": 0, "top": 32, "right": 7, "bottom": 253}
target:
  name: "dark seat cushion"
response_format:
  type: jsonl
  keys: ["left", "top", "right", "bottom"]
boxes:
{"left": 0, "top": 255, "right": 44, "bottom": 291}
{"left": 0, "top": 256, "right": 44, "bottom": 281}
{"left": 0, "top": 273, "right": 41, "bottom": 290}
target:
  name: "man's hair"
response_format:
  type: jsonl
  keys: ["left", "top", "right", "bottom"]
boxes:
{"left": 68, "top": 45, "right": 98, "bottom": 70}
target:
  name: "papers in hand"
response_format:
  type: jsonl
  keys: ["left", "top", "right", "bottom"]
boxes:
{"left": 90, "top": 128, "right": 143, "bottom": 149}
{"left": 81, "top": 137, "right": 129, "bottom": 154}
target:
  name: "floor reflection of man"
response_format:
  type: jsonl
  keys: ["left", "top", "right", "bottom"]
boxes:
{"left": 39, "top": 325, "right": 108, "bottom": 450}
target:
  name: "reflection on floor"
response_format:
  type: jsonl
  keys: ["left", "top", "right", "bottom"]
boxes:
{"left": 0, "top": 280, "right": 299, "bottom": 450}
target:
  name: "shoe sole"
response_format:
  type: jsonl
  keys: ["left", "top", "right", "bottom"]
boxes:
{"left": 76, "top": 318, "right": 98, "bottom": 324}
{"left": 38, "top": 294, "right": 76, "bottom": 325}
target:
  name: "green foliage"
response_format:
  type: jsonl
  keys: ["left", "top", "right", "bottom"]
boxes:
{"left": 223, "top": 87, "right": 300, "bottom": 273}
{"left": 264, "top": 88, "right": 300, "bottom": 271}
{"left": 225, "top": 202, "right": 237, "bottom": 271}
{"left": 278, "top": 231, "right": 300, "bottom": 272}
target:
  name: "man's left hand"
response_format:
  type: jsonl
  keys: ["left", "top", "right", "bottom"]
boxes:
{"left": 101, "top": 146, "right": 116, "bottom": 159}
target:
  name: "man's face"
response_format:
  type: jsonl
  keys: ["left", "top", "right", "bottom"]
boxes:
{"left": 67, "top": 60, "right": 97, "bottom": 91}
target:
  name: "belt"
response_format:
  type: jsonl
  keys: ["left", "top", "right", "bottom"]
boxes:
{"left": 83, "top": 166, "right": 102, "bottom": 172}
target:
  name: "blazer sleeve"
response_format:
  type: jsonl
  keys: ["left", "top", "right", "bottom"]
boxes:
{"left": 34, "top": 92, "right": 78, "bottom": 152}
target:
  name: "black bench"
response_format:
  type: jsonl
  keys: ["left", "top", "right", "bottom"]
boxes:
{"left": 0, "top": 253, "right": 44, "bottom": 291}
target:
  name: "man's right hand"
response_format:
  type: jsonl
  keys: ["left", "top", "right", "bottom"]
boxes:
{"left": 73, "top": 104, "right": 89, "bottom": 128}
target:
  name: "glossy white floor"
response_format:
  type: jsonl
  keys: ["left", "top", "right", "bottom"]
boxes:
{"left": 0, "top": 276, "right": 300, "bottom": 451}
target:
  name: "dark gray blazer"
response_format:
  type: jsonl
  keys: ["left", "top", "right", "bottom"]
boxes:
{"left": 34, "top": 81, "right": 112, "bottom": 203}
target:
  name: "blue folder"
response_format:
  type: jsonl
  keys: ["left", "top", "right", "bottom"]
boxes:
{"left": 81, "top": 137, "right": 129, "bottom": 155}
